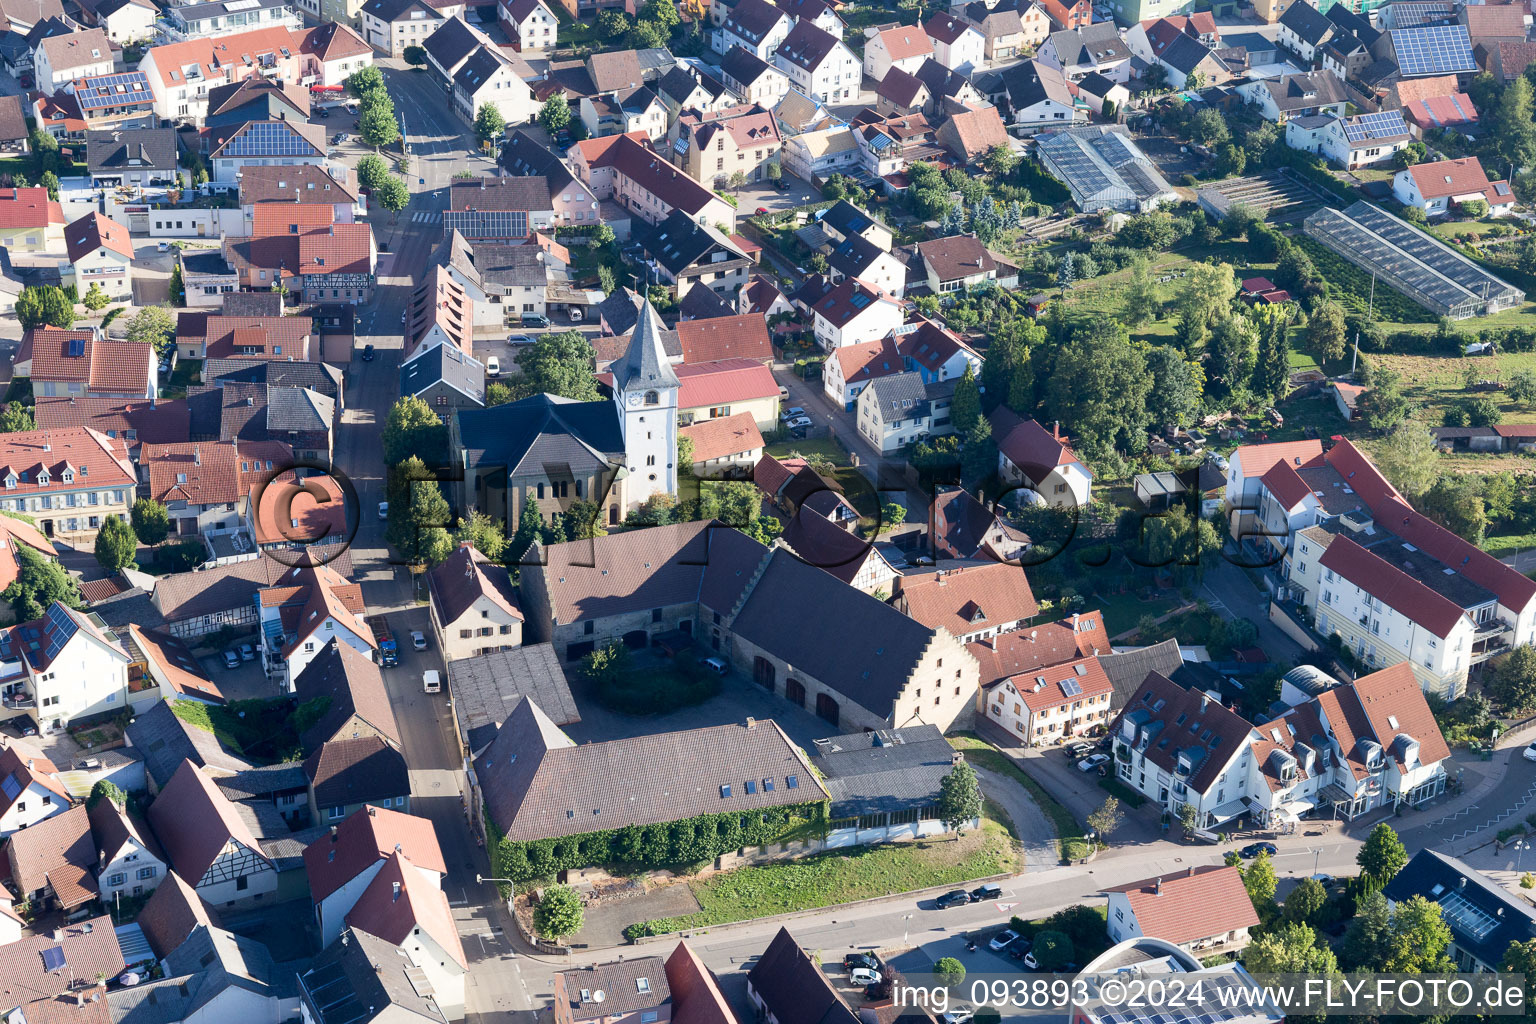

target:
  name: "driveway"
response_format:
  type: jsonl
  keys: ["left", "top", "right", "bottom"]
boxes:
{"left": 973, "top": 766, "right": 1058, "bottom": 873}
{"left": 1200, "top": 558, "right": 1303, "bottom": 666}
{"left": 566, "top": 882, "right": 702, "bottom": 949}
{"left": 197, "top": 654, "right": 278, "bottom": 702}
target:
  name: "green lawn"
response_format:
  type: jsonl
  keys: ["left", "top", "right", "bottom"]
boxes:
{"left": 948, "top": 734, "right": 1087, "bottom": 862}
{"left": 169, "top": 696, "right": 310, "bottom": 764}
{"left": 1368, "top": 350, "right": 1536, "bottom": 428}
{"left": 634, "top": 815, "right": 1018, "bottom": 934}
{"left": 764, "top": 438, "right": 852, "bottom": 466}
{"left": 1089, "top": 585, "right": 1180, "bottom": 637}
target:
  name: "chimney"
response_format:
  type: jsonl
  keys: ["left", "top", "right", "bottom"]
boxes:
{"left": 951, "top": 750, "right": 964, "bottom": 765}
{"left": 1155, "top": 877, "right": 1162, "bottom": 895}
{"left": 193, "top": 445, "right": 201, "bottom": 466}
{"left": 745, "top": 717, "right": 756, "bottom": 730}
{"left": 1187, "top": 865, "right": 1195, "bottom": 877}
{"left": 367, "top": 805, "right": 376, "bottom": 816}
{"left": 1199, "top": 692, "right": 1210, "bottom": 713}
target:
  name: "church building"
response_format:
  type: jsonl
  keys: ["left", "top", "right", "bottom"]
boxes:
{"left": 449, "top": 296, "right": 680, "bottom": 530}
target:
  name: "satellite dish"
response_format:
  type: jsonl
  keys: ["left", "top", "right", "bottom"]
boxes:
{"left": 592, "top": 991, "right": 606, "bottom": 1004}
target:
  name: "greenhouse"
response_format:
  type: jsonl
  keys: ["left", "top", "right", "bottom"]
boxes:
{"left": 1302, "top": 202, "right": 1525, "bottom": 320}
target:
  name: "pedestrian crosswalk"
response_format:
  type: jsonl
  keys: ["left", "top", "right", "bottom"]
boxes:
{"left": 409, "top": 210, "right": 442, "bottom": 224}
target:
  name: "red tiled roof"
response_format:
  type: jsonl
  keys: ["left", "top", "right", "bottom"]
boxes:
{"left": 676, "top": 314, "right": 774, "bottom": 364}
{"left": 1317, "top": 533, "right": 1465, "bottom": 637}
{"left": 140, "top": 439, "right": 290, "bottom": 506}
{"left": 1403, "top": 93, "right": 1478, "bottom": 130}
{"left": 831, "top": 337, "right": 901, "bottom": 388}
{"left": 31, "top": 336, "right": 152, "bottom": 394}
{"left": 989, "top": 406, "right": 1080, "bottom": 482}
{"left": 896, "top": 563, "right": 1038, "bottom": 639}
{"left": 250, "top": 469, "right": 347, "bottom": 546}
{"left": 147, "top": 759, "right": 271, "bottom": 884}
{"left": 754, "top": 454, "right": 804, "bottom": 498}
{"left": 0, "top": 427, "right": 136, "bottom": 496}
{"left": 64, "top": 211, "right": 133, "bottom": 263}
{"left": 1392, "top": 74, "right": 1459, "bottom": 104}
{"left": 1009, "top": 654, "right": 1112, "bottom": 712}
{"left": 344, "top": 851, "right": 467, "bottom": 969}
{"left": 1233, "top": 438, "right": 1324, "bottom": 477}
{"left": 5, "top": 805, "right": 98, "bottom": 910}
{"left": 666, "top": 941, "right": 737, "bottom": 1024}
{"left": 588, "top": 134, "right": 722, "bottom": 218}
{"left": 196, "top": 315, "right": 313, "bottom": 361}
{"left": 34, "top": 396, "right": 191, "bottom": 445}
{"left": 299, "top": 221, "right": 371, "bottom": 275}
{"left": 1406, "top": 157, "right": 1511, "bottom": 202}
{"left": 882, "top": 24, "right": 936, "bottom": 58}
{"left": 1258, "top": 460, "right": 1312, "bottom": 511}
{"left": 129, "top": 623, "right": 224, "bottom": 703}
{"left": 78, "top": 576, "right": 128, "bottom": 604}
{"left": 1102, "top": 865, "right": 1259, "bottom": 945}
{"left": 966, "top": 611, "right": 1106, "bottom": 686}
{"left": 1349, "top": 662, "right": 1452, "bottom": 768}
{"left": 0, "top": 187, "right": 65, "bottom": 230}
{"left": 676, "top": 358, "right": 778, "bottom": 408}
{"left": 302, "top": 804, "right": 446, "bottom": 903}
{"left": 679, "top": 411, "right": 764, "bottom": 463}
{"left": 1111, "top": 672, "right": 1254, "bottom": 793}
{"left": 139, "top": 27, "right": 298, "bottom": 90}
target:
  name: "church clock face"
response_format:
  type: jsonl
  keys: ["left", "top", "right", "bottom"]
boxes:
{"left": 628, "top": 394, "right": 642, "bottom": 406}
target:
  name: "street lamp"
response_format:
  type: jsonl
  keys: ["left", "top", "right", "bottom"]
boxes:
{"left": 1514, "top": 840, "right": 1531, "bottom": 873}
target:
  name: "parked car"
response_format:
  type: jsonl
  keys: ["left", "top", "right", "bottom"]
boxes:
{"left": 843, "top": 953, "right": 880, "bottom": 973}
{"left": 156, "top": 241, "right": 171, "bottom": 253}
{"left": 1065, "top": 741, "right": 1093, "bottom": 759}
{"left": 422, "top": 670, "right": 441, "bottom": 694}
{"left": 361, "top": 344, "right": 375, "bottom": 362}
{"left": 774, "top": 177, "right": 789, "bottom": 191}
{"left": 1240, "top": 842, "right": 1278, "bottom": 859}
{"left": 1023, "top": 951, "right": 1039, "bottom": 970}
{"left": 521, "top": 313, "right": 551, "bottom": 328}
{"left": 410, "top": 630, "right": 427, "bottom": 651}
{"left": 702, "top": 656, "right": 728, "bottom": 676}
{"left": 237, "top": 643, "right": 255, "bottom": 662}
{"left": 378, "top": 501, "right": 389, "bottom": 520}
{"left": 988, "top": 929, "right": 1019, "bottom": 951}
{"left": 780, "top": 406, "right": 806, "bottom": 422}
{"left": 755, "top": 206, "right": 769, "bottom": 215}
{"left": 1311, "top": 874, "right": 1336, "bottom": 888}
{"left": 316, "top": 106, "right": 329, "bottom": 118}
{"left": 506, "top": 334, "right": 534, "bottom": 345}
{"left": 569, "top": 306, "right": 584, "bottom": 322}
{"left": 486, "top": 355, "right": 501, "bottom": 377}
{"left": 942, "top": 1011, "right": 974, "bottom": 1024}
{"left": 1009, "top": 941, "right": 1032, "bottom": 961}
{"left": 850, "top": 967, "right": 881, "bottom": 985}
{"left": 1525, "top": 741, "right": 1536, "bottom": 763}
{"left": 1077, "top": 753, "right": 1110, "bottom": 773}
{"left": 332, "top": 133, "right": 348, "bottom": 144}
{"left": 970, "top": 884, "right": 1002, "bottom": 902}
{"left": 222, "top": 650, "right": 240, "bottom": 669}
{"left": 783, "top": 415, "right": 812, "bottom": 429}
{"left": 936, "top": 890, "right": 970, "bottom": 909}
{"left": 778, "top": 385, "right": 790, "bottom": 400}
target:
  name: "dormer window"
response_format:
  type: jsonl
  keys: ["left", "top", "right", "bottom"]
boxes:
{"left": 61, "top": 471, "right": 73, "bottom": 483}
{"left": 36, "top": 471, "right": 48, "bottom": 485}
{"left": 2, "top": 475, "right": 13, "bottom": 489}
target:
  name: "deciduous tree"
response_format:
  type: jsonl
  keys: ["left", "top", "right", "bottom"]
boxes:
{"left": 1, "top": 546, "right": 84, "bottom": 622}
{"left": 403, "top": 45, "right": 427, "bottom": 68}
{"left": 93, "top": 515, "right": 137, "bottom": 573}
{"left": 934, "top": 957, "right": 965, "bottom": 987}
{"left": 1046, "top": 316, "right": 1150, "bottom": 456}
{"left": 1486, "top": 642, "right": 1536, "bottom": 715}
{"left": 127, "top": 304, "right": 175, "bottom": 354}
{"left": 951, "top": 364, "right": 981, "bottom": 433}
{"left": 452, "top": 510, "right": 509, "bottom": 562}
{"left": 937, "top": 760, "right": 982, "bottom": 833}
{"left": 345, "top": 65, "right": 385, "bottom": 98}
{"left": 0, "top": 403, "right": 37, "bottom": 433}
{"left": 356, "top": 154, "right": 389, "bottom": 191}
{"left": 1306, "top": 300, "right": 1347, "bottom": 363}
{"left": 1242, "top": 850, "right": 1278, "bottom": 909}
{"left": 1284, "top": 877, "right": 1327, "bottom": 925}
{"left": 375, "top": 175, "right": 410, "bottom": 221}
{"left": 130, "top": 498, "right": 172, "bottom": 547}
{"left": 474, "top": 104, "right": 506, "bottom": 144}
{"left": 540, "top": 95, "right": 572, "bottom": 134}
{"left": 359, "top": 101, "right": 400, "bottom": 151}
{"left": 382, "top": 396, "right": 447, "bottom": 467}
{"left": 1087, "top": 797, "right": 1123, "bottom": 842}
{"left": 1358, "top": 822, "right": 1408, "bottom": 883}
{"left": 532, "top": 884, "right": 583, "bottom": 942}
{"left": 514, "top": 331, "right": 601, "bottom": 401}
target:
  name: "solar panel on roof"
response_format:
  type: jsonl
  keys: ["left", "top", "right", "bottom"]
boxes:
{"left": 1391, "top": 26, "right": 1475, "bottom": 77}
{"left": 224, "top": 122, "right": 319, "bottom": 158}
{"left": 1061, "top": 678, "right": 1082, "bottom": 697}
{"left": 41, "top": 946, "right": 66, "bottom": 972}
{"left": 1343, "top": 110, "right": 1408, "bottom": 143}
{"left": 67, "top": 338, "right": 85, "bottom": 357}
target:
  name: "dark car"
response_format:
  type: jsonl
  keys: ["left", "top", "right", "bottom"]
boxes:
{"left": 361, "top": 344, "right": 375, "bottom": 362}
{"left": 936, "top": 890, "right": 971, "bottom": 909}
{"left": 774, "top": 177, "right": 789, "bottom": 191}
{"left": 316, "top": 107, "right": 330, "bottom": 118}
{"left": 521, "top": 313, "right": 551, "bottom": 328}
{"left": 1009, "top": 941, "right": 1033, "bottom": 961}
{"left": 843, "top": 953, "right": 881, "bottom": 972}
{"left": 1240, "top": 842, "right": 1278, "bottom": 859}
{"left": 970, "top": 884, "right": 1002, "bottom": 902}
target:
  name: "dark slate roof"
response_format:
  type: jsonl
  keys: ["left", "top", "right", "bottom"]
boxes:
{"left": 1280, "top": 0, "right": 1334, "bottom": 45}
{"left": 1096, "top": 639, "right": 1183, "bottom": 707}
{"left": 724, "top": 0, "right": 788, "bottom": 46}
{"left": 828, "top": 231, "right": 886, "bottom": 279}
{"left": 1327, "top": 5, "right": 1380, "bottom": 47}
{"left": 424, "top": 15, "right": 483, "bottom": 72}
{"left": 775, "top": 21, "right": 844, "bottom": 73}
{"left": 677, "top": 284, "right": 736, "bottom": 321}
{"left": 748, "top": 929, "right": 860, "bottom": 1024}
{"left": 720, "top": 44, "right": 775, "bottom": 87}
{"left": 291, "top": 641, "right": 402, "bottom": 755}
{"left": 203, "top": 358, "right": 341, "bottom": 398}
{"left": 213, "top": 762, "right": 308, "bottom": 802}
{"left": 454, "top": 45, "right": 508, "bottom": 96}
{"left": 1047, "top": 22, "right": 1125, "bottom": 67}
{"left": 811, "top": 725, "right": 956, "bottom": 818}
{"left": 126, "top": 700, "right": 255, "bottom": 789}
{"left": 1076, "top": 71, "right": 1119, "bottom": 99}
{"left": 1162, "top": 33, "right": 1215, "bottom": 75}
{"left": 297, "top": 928, "right": 446, "bottom": 1024}
{"left": 499, "top": 129, "right": 578, "bottom": 192}
{"left": 302, "top": 737, "right": 409, "bottom": 809}
{"left": 219, "top": 291, "right": 286, "bottom": 317}
{"left": 1383, "top": 849, "right": 1536, "bottom": 968}
{"left": 638, "top": 209, "right": 738, "bottom": 276}
{"left": 731, "top": 548, "right": 941, "bottom": 720}
{"left": 865, "top": 371, "right": 929, "bottom": 425}
{"left": 474, "top": 696, "right": 824, "bottom": 840}
{"left": 87, "top": 127, "right": 177, "bottom": 174}
{"left": 597, "top": 287, "right": 641, "bottom": 335}
{"left": 819, "top": 200, "right": 882, "bottom": 240}
{"left": 400, "top": 342, "right": 485, "bottom": 405}
{"left": 162, "top": 925, "right": 302, "bottom": 1016}
{"left": 913, "top": 57, "right": 971, "bottom": 99}
{"left": 266, "top": 386, "right": 334, "bottom": 432}
{"left": 449, "top": 643, "right": 577, "bottom": 755}
{"left": 455, "top": 393, "right": 624, "bottom": 478}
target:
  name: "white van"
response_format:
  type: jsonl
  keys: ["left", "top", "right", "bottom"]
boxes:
{"left": 702, "top": 656, "right": 728, "bottom": 676}
{"left": 422, "top": 670, "right": 441, "bottom": 693}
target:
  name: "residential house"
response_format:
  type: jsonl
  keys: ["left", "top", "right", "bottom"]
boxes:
{"left": 811, "top": 725, "right": 984, "bottom": 843}
{"left": 84, "top": 126, "right": 177, "bottom": 189}
{"left": 774, "top": 21, "right": 860, "bottom": 104}
{"left": 755, "top": 454, "right": 860, "bottom": 527}
{"left": 427, "top": 542, "right": 523, "bottom": 661}
{"left": 674, "top": 358, "right": 781, "bottom": 429}
{"left": 1402, "top": 91, "right": 1478, "bottom": 137}
{"left": 499, "top": 130, "right": 605, "bottom": 227}
{"left": 857, "top": 371, "right": 956, "bottom": 454}
{"left": 443, "top": 177, "right": 555, "bottom": 242}
{"left": 74, "top": 0, "right": 157, "bottom": 45}
{"left": 0, "top": 743, "right": 70, "bottom": 836}
{"left": 178, "top": 313, "right": 317, "bottom": 362}
{"left": 295, "top": 21, "right": 374, "bottom": 89}
{"left": 553, "top": 958, "right": 674, "bottom": 1024}
{"left": 1038, "top": 22, "right": 1131, "bottom": 82}
{"left": 296, "top": 928, "right": 456, "bottom": 1024}
{"left": 1288, "top": 109, "right": 1412, "bottom": 169}
{"left": 69, "top": 73, "right": 158, "bottom": 135}
{"left": 670, "top": 102, "right": 783, "bottom": 188}
{"left": 780, "top": 123, "right": 860, "bottom": 182}
{"left": 423, "top": 14, "right": 493, "bottom": 82}
{"left": 500, "top": 0, "right": 557, "bottom": 51}
{"left": 1103, "top": 866, "right": 1260, "bottom": 955}
{"left": 811, "top": 277, "right": 904, "bottom": 350}
{"left": 1277, "top": 2, "right": 1335, "bottom": 64}
{"left": 748, "top": 929, "right": 860, "bottom": 1024}
{"left": 30, "top": 334, "right": 156, "bottom": 400}
{"left": 990, "top": 406, "right": 1092, "bottom": 506}
{"left": 1041, "top": 0, "right": 1091, "bottom": 30}
{"left": 0, "top": 916, "right": 123, "bottom": 1022}
{"left": 3, "top": 602, "right": 130, "bottom": 737}
{"left": 156, "top": 0, "right": 301, "bottom": 43}
{"left": 953, "top": 0, "right": 1045, "bottom": 61}
{"left": 937, "top": 104, "right": 1010, "bottom": 164}
{"left": 912, "top": 56, "right": 985, "bottom": 115}
{"left": 877, "top": 65, "right": 934, "bottom": 119}
{"left": 638, "top": 211, "right": 754, "bottom": 303}
{"left": 302, "top": 805, "right": 447, "bottom": 947}
{"left": 64, "top": 211, "right": 135, "bottom": 301}
{"left": 570, "top": 132, "right": 737, "bottom": 233}
{"left": 580, "top": 86, "right": 669, "bottom": 142}
{"left": 1127, "top": 17, "right": 1231, "bottom": 90}
{"left": 865, "top": 24, "right": 934, "bottom": 82}
{"left": 1237, "top": 71, "right": 1349, "bottom": 123}
{"left": 894, "top": 562, "right": 1037, "bottom": 645}
{"left": 359, "top": 0, "right": 447, "bottom": 58}
{"left": 925, "top": 14, "right": 986, "bottom": 74}
{"left": 124, "top": 623, "right": 224, "bottom": 711}
{"left": 0, "top": 425, "right": 137, "bottom": 546}
{"left": 138, "top": 27, "right": 304, "bottom": 123}
{"left": 30, "top": 391, "right": 190, "bottom": 462}
{"left": 1392, "top": 157, "right": 1515, "bottom": 217}
{"left": 401, "top": 342, "right": 485, "bottom": 413}
{"left": 914, "top": 234, "right": 1000, "bottom": 296}
{"left": 148, "top": 759, "right": 279, "bottom": 906}
{"left": 0, "top": 516, "right": 58, "bottom": 598}
{"left": 303, "top": 736, "right": 409, "bottom": 825}
{"left": 819, "top": 199, "right": 895, "bottom": 250}
{"left": 238, "top": 164, "right": 362, "bottom": 232}
{"left": 823, "top": 336, "right": 901, "bottom": 409}
{"left": 851, "top": 109, "right": 948, "bottom": 183}
{"left": 521, "top": 520, "right": 982, "bottom": 730}
{"left": 828, "top": 231, "right": 907, "bottom": 298}
{"left": 225, "top": 203, "right": 377, "bottom": 303}
{"left": 781, "top": 511, "right": 899, "bottom": 593}
{"left": 138, "top": 438, "right": 289, "bottom": 541}
{"left": 200, "top": 75, "right": 309, "bottom": 128}
{"left": 679, "top": 411, "right": 765, "bottom": 474}
{"left": 721, "top": 44, "right": 792, "bottom": 107}
{"left": 445, "top": 644, "right": 577, "bottom": 760}
{"left": 657, "top": 64, "right": 734, "bottom": 121}
{"left": 143, "top": 923, "right": 306, "bottom": 1023}
{"left": 206, "top": 119, "right": 329, "bottom": 184}
{"left": 260, "top": 568, "right": 378, "bottom": 690}
{"left": 89, "top": 794, "right": 167, "bottom": 901}
{"left": 0, "top": 185, "right": 66, "bottom": 253}
{"left": 929, "top": 486, "right": 1032, "bottom": 562}
{"left": 998, "top": 58, "right": 1079, "bottom": 128}
{"left": 452, "top": 45, "right": 536, "bottom": 134}
{"left": 124, "top": 700, "right": 256, "bottom": 791}
{"left": 1383, "top": 850, "right": 1536, "bottom": 973}
{"left": 33, "top": 28, "right": 114, "bottom": 96}
{"left": 715, "top": 0, "right": 792, "bottom": 60}
{"left": 2, "top": 805, "right": 97, "bottom": 912}
{"left": 982, "top": 651, "right": 1115, "bottom": 745}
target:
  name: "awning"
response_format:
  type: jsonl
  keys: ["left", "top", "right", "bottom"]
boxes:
{"left": 1206, "top": 799, "right": 1249, "bottom": 826}
{"left": 310, "top": 84, "right": 344, "bottom": 92}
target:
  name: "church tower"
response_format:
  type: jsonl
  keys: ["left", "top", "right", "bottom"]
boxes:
{"left": 611, "top": 295, "right": 680, "bottom": 509}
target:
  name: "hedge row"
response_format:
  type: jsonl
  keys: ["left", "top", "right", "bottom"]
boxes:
{"left": 487, "top": 800, "right": 827, "bottom": 883}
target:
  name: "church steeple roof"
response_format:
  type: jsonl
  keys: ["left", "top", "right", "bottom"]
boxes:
{"left": 612, "top": 294, "right": 680, "bottom": 392}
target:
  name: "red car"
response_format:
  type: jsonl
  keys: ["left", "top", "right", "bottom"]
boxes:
{"left": 755, "top": 206, "right": 769, "bottom": 215}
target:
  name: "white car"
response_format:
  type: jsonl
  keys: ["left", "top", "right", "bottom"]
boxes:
{"left": 850, "top": 967, "right": 881, "bottom": 985}
{"left": 411, "top": 630, "right": 427, "bottom": 651}
{"left": 422, "top": 670, "right": 441, "bottom": 693}
{"left": 784, "top": 415, "right": 812, "bottom": 429}
{"left": 486, "top": 355, "right": 501, "bottom": 377}
{"left": 1525, "top": 741, "right": 1536, "bottom": 762}
{"left": 943, "top": 1011, "right": 974, "bottom": 1024}
{"left": 988, "top": 929, "right": 1019, "bottom": 951}
{"left": 378, "top": 501, "right": 389, "bottom": 520}
{"left": 1077, "top": 753, "right": 1110, "bottom": 773}
{"left": 569, "top": 306, "right": 584, "bottom": 322}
